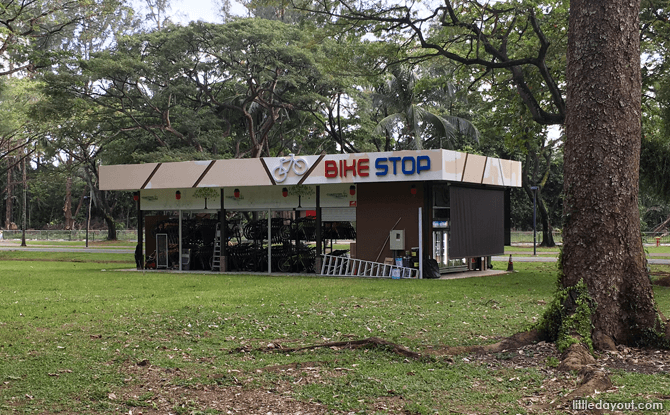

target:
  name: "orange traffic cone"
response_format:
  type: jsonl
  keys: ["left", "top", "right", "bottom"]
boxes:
{"left": 507, "top": 254, "right": 514, "bottom": 272}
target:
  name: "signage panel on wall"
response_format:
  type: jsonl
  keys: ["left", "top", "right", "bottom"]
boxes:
{"left": 140, "top": 188, "right": 221, "bottom": 211}
{"left": 223, "top": 184, "right": 356, "bottom": 210}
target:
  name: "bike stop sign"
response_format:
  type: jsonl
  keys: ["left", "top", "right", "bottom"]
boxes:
{"left": 262, "top": 150, "right": 447, "bottom": 186}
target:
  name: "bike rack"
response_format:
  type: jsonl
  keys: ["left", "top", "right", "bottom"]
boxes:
{"left": 320, "top": 254, "right": 419, "bottom": 279}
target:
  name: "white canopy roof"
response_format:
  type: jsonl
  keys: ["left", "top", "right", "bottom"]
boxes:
{"left": 100, "top": 149, "right": 521, "bottom": 191}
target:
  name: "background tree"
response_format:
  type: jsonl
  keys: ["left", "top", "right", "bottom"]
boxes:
{"left": 54, "top": 19, "right": 350, "bottom": 160}
{"left": 371, "top": 64, "right": 479, "bottom": 150}
{"left": 0, "top": 79, "right": 44, "bottom": 230}
{"left": 638, "top": 0, "right": 670, "bottom": 232}
{"left": 31, "top": 0, "right": 140, "bottom": 238}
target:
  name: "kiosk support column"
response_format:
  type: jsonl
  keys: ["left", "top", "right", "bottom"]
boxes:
{"left": 315, "top": 186, "right": 322, "bottom": 273}
{"left": 220, "top": 189, "right": 227, "bottom": 271}
{"left": 137, "top": 193, "right": 143, "bottom": 270}
{"left": 267, "top": 210, "right": 272, "bottom": 274}
{"left": 419, "top": 207, "right": 423, "bottom": 279}
{"left": 178, "top": 209, "right": 183, "bottom": 271}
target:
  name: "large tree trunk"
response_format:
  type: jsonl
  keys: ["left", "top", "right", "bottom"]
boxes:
{"left": 83, "top": 165, "right": 118, "bottom": 241}
{"left": 64, "top": 156, "right": 74, "bottom": 230}
{"left": 64, "top": 174, "right": 74, "bottom": 230}
{"left": 21, "top": 157, "right": 26, "bottom": 247}
{"left": 563, "top": 0, "right": 660, "bottom": 345}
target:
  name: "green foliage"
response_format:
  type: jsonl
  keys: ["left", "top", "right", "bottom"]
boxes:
{"left": 545, "top": 356, "right": 559, "bottom": 368}
{"left": 287, "top": 184, "right": 314, "bottom": 197}
{"left": 192, "top": 188, "right": 218, "bottom": 200}
{"left": 536, "top": 278, "right": 595, "bottom": 352}
{"left": 46, "top": 18, "right": 357, "bottom": 161}
{"left": 371, "top": 64, "right": 480, "bottom": 151}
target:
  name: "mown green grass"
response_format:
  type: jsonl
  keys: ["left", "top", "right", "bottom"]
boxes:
{"left": 0, "top": 250, "right": 133, "bottom": 262}
{"left": 1, "top": 252, "right": 670, "bottom": 414}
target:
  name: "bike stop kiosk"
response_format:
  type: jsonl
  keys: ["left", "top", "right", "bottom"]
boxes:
{"left": 99, "top": 149, "right": 521, "bottom": 278}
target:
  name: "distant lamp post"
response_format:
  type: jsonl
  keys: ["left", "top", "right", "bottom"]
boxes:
{"left": 530, "top": 186, "right": 539, "bottom": 256}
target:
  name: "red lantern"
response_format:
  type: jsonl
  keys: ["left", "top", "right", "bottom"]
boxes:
{"left": 349, "top": 185, "right": 356, "bottom": 196}
{"left": 234, "top": 188, "right": 240, "bottom": 198}
{"left": 133, "top": 192, "right": 139, "bottom": 202}
{"left": 282, "top": 187, "right": 288, "bottom": 197}
{"left": 410, "top": 185, "right": 417, "bottom": 195}
{"left": 175, "top": 190, "right": 181, "bottom": 200}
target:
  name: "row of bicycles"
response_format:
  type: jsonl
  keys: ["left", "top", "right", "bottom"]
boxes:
{"left": 227, "top": 242, "right": 316, "bottom": 273}
{"left": 150, "top": 216, "right": 354, "bottom": 273}
{"left": 226, "top": 217, "right": 356, "bottom": 243}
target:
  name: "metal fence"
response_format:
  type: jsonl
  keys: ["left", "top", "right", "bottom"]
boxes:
{"left": 510, "top": 231, "right": 562, "bottom": 245}
{"left": 1, "top": 229, "right": 669, "bottom": 245}
{"left": 512, "top": 231, "right": 670, "bottom": 245}
{"left": 0, "top": 229, "right": 138, "bottom": 242}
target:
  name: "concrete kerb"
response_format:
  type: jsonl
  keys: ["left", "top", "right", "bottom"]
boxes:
{"left": 116, "top": 267, "right": 512, "bottom": 280}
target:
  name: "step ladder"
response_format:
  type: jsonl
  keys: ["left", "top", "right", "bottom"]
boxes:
{"left": 212, "top": 224, "right": 222, "bottom": 271}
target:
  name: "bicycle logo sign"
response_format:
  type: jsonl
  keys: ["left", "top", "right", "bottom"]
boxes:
{"left": 272, "top": 154, "right": 309, "bottom": 183}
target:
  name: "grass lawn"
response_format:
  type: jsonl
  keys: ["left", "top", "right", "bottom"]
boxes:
{"left": 1, "top": 252, "right": 670, "bottom": 414}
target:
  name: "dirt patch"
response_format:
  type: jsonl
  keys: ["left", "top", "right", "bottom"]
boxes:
{"left": 233, "top": 336, "right": 421, "bottom": 359}
{"left": 110, "top": 360, "right": 340, "bottom": 415}
{"left": 653, "top": 274, "right": 670, "bottom": 286}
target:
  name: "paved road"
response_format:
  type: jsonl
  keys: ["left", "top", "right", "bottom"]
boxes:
{"left": 493, "top": 255, "right": 670, "bottom": 265}
{"left": 0, "top": 246, "right": 134, "bottom": 254}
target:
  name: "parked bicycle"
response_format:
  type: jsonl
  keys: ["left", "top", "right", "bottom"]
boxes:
{"left": 277, "top": 244, "right": 316, "bottom": 273}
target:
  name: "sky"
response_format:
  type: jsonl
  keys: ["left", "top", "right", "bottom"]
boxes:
{"left": 171, "top": 0, "right": 223, "bottom": 23}
{"left": 150, "top": 0, "right": 247, "bottom": 24}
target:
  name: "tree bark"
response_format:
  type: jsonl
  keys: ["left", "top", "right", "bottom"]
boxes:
{"left": 563, "top": 0, "right": 661, "bottom": 344}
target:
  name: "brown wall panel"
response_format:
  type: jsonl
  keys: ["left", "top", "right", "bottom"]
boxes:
{"left": 450, "top": 186, "right": 505, "bottom": 257}
{"left": 356, "top": 182, "right": 425, "bottom": 262}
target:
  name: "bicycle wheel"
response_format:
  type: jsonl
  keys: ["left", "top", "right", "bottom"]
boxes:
{"left": 292, "top": 158, "right": 308, "bottom": 175}
{"left": 278, "top": 254, "right": 293, "bottom": 272}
